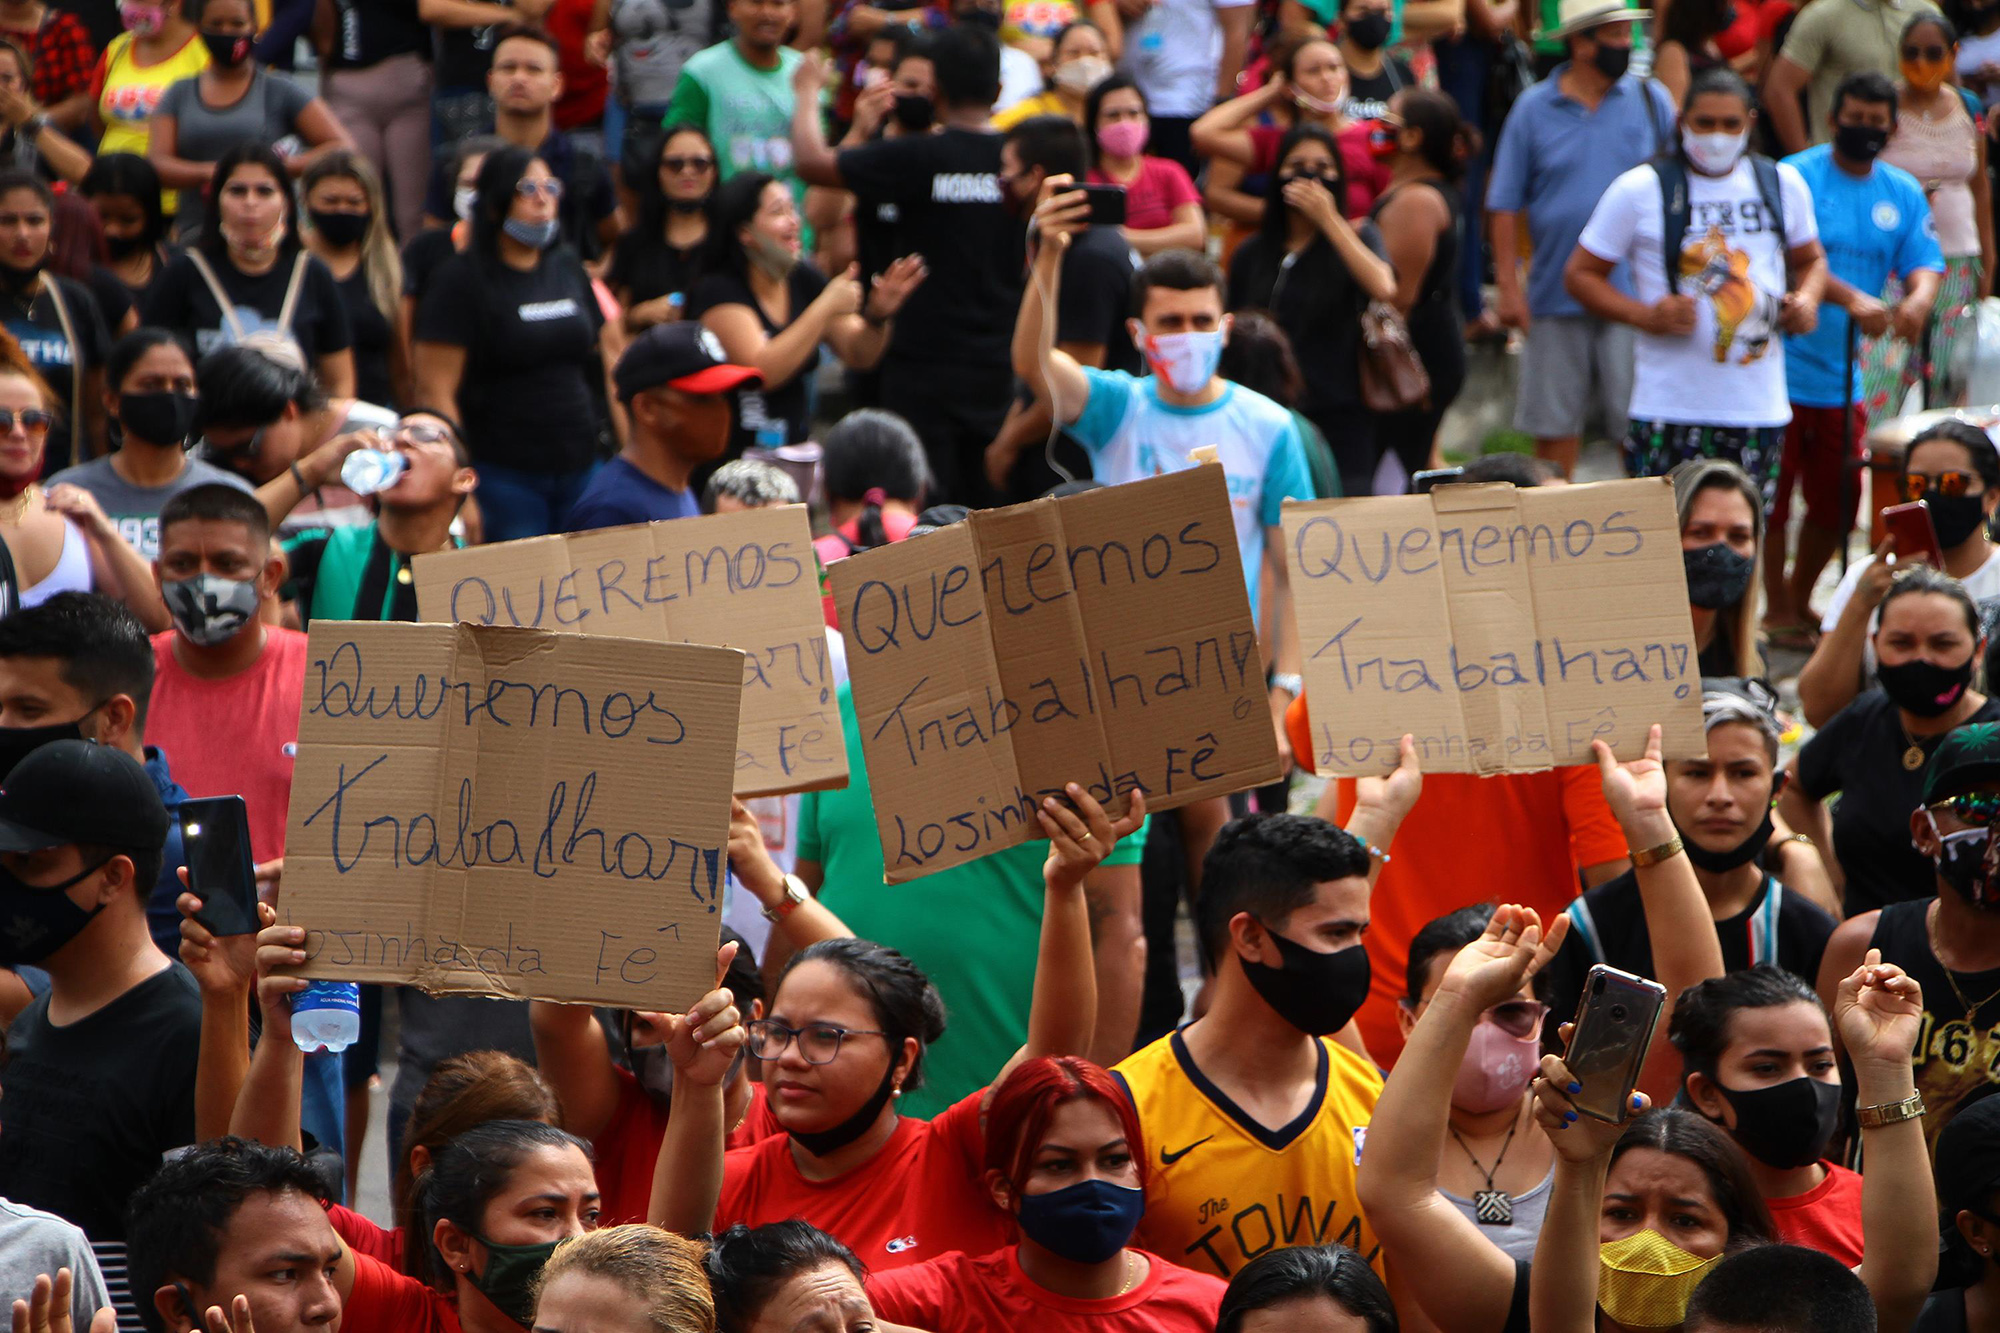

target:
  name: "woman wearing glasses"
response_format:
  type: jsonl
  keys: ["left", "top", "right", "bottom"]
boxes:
{"left": 1799, "top": 421, "right": 2000, "bottom": 728}
{"left": 655, "top": 783, "right": 1146, "bottom": 1271}
{"left": 1787, "top": 563, "right": 2000, "bottom": 916}
{"left": 608, "top": 126, "right": 718, "bottom": 335}
{"left": 414, "top": 146, "right": 609, "bottom": 542}
{"left": 145, "top": 143, "right": 357, "bottom": 397}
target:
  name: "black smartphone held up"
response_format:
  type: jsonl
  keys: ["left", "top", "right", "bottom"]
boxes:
{"left": 1061, "top": 182, "right": 1128, "bottom": 227}
{"left": 180, "top": 795, "right": 258, "bottom": 936}
{"left": 1883, "top": 499, "right": 1946, "bottom": 569}
{"left": 1563, "top": 964, "right": 1669, "bottom": 1123}
{"left": 1412, "top": 467, "right": 1464, "bottom": 494}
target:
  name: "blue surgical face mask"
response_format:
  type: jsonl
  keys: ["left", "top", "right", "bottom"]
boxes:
{"left": 503, "top": 216, "right": 559, "bottom": 249}
{"left": 1014, "top": 1178, "right": 1145, "bottom": 1264}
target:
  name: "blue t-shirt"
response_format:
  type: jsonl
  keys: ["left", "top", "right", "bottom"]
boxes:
{"left": 1781, "top": 145, "right": 1943, "bottom": 408}
{"left": 1485, "top": 68, "right": 1677, "bottom": 319}
{"left": 562, "top": 456, "right": 700, "bottom": 532}
{"left": 1068, "top": 369, "right": 1314, "bottom": 616}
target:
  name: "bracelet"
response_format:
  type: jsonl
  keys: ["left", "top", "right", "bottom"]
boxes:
{"left": 1629, "top": 835, "right": 1685, "bottom": 868}
{"left": 1856, "top": 1090, "right": 1925, "bottom": 1129}
{"left": 1352, "top": 832, "right": 1391, "bottom": 866}
{"left": 1783, "top": 833, "right": 1814, "bottom": 849}
{"left": 289, "top": 460, "right": 311, "bottom": 494}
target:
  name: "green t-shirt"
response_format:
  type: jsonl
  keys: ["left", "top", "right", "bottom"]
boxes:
{"left": 796, "top": 684, "right": 1148, "bottom": 1120}
{"left": 663, "top": 42, "right": 804, "bottom": 190}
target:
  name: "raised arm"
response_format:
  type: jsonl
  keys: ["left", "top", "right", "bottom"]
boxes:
{"left": 253, "top": 428, "right": 375, "bottom": 531}
{"left": 1024, "top": 783, "right": 1147, "bottom": 1061}
{"left": 645, "top": 941, "right": 747, "bottom": 1237}
{"left": 229, "top": 913, "right": 309, "bottom": 1150}
{"left": 1189, "top": 76, "right": 1287, "bottom": 167}
{"left": 528, "top": 1002, "right": 625, "bottom": 1142}
{"left": 1337, "top": 733, "right": 1422, "bottom": 890}
{"left": 1356, "top": 904, "right": 1570, "bottom": 1333}
{"left": 789, "top": 54, "right": 844, "bottom": 188}
{"left": 179, "top": 884, "right": 264, "bottom": 1142}
{"left": 1527, "top": 1058, "right": 1652, "bottom": 1333}
{"left": 1011, "top": 177, "right": 1094, "bottom": 421}
{"left": 1796, "top": 540, "right": 1896, "bottom": 727}
{"left": 728, "top": 798, "right": 854, "bottom": 948}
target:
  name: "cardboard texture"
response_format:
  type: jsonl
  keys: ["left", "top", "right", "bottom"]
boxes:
{"left": 830, "top": 464, "right": 1283, "bottom": 882}
{"left": 278, "top": 620, "right": 742, "bottom": 1009}
{"left": 411, "top": 505, "right": 845, "bottom": 797}
{"left": 1281, "top": 478, "right": 1703, "bottom": 776}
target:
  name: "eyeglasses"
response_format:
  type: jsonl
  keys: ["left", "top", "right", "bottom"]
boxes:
{"left": 393, "top": 421, "right": 454, "bottom": 446}
{"left": 1901, "top": 470, "right": 1982, "bottom": 501}
{"left": 745, "top": 1018, "right": 887, "bottom": 1064}
{"left": 515, "top": 178, "right": 566, "bottom": 200}
{"left": 1931, "top": 792, "right": 2000, "bottom": 825}
{"left": 0, "top": 408, "right": 53, "bottom": 437}
{"left": 1485, "top": 1000, "right": 1549, "bottom": 1038}
{"left": 1903, "top": 43, "right": 1948, "bottom": 60}
{"left": 661, "top": 155, "right": 716, "bottom": 173}
{"left": 201, "top": 427, "right": 264, "bottom": 461}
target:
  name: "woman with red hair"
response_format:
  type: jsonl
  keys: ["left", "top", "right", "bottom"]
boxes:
{"left": 864, "top": 1056, "right": 1225, "bottom": 1331}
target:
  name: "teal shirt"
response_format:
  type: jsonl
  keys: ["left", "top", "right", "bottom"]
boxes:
{"left": 797, "top": 684, "right": 1148, "bottom": 1119}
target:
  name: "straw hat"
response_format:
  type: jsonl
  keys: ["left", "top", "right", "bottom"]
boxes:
{"left": 1541, "top": 0, "right": 1649, "bottom": 40}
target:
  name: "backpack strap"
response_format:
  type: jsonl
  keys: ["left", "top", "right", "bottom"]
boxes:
{"left": 1750, "top": 154, "right": 1792, "bottom": 292}
{"left": 186, "top": 248, "right": 248, "bottom": 344}
{"left": 36, "top": 277, "right": 81, "bottom": 455}
{"left": 1564, "top": 897, "right": 1607, "bottom": 966}
{"left": 275, "top": 250, "right": 310, "bottom": 339}
{"left": 1653, "top": 157, "right": 1691, "bottom": 297}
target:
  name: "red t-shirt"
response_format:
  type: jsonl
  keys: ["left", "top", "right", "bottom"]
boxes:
{"left": 714, "top": 1088, "right": 1010, "bottom": 1271}
{"left": 1087, "top": 156, "right": 1201, "bottom": 232}
{"left": 1246, "top": 121, "right": 1390, "bottom": 219}
{"left": 328, "top": 1202, "right": 404, "bottom": 1268}
{"left": 343, "top": 1250, "right": 461, "bottom": 1333}
{"left": 868, "top": 1247, "right": 1226, "bottom": 1333}
{"left": 1768, "top": 1162, "right": 1865, "bottom": 1266}
{"left": 593, "top": 1071, "right": 788, "bottom": 1226}
{"left": 148, "top": 627, "right": 307, "bottom": 865}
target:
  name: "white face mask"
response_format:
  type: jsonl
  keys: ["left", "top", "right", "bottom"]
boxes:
{"left": 1681, "top": 127, "right": 1750, "bottom": 176}
{"left": 1138, "top": 326, "right": 1226, "bottom": 394}
{"left": 1054, "top": 55, "right": 1112, "bottom": 94}
{"left": 453, "top": 185, "right": 478, "bottom": 222}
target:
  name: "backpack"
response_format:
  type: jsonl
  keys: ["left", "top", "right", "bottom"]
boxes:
{"left": 1651, "top": 152, "right": 1792, "bottom": 296}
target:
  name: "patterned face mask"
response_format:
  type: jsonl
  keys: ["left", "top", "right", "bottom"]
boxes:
{"left": 1597, "top": 1229, "right": 1723, "bottom": 1328}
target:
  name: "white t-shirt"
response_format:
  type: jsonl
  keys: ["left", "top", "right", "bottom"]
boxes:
{"left": 996, "top": 44, "right": 1043, "bottom": 111}
{"left": 1118, "top": 0, "right": 1256, "bottom": 117}
{"left": 1822, "top": 546, "right": 2000, "bottom": 633}
{"left": 1577, "top": 156, "right": 1817, "bottom": 428}
{"left": 1960, "top": 28, "right": 2000, "bottom": 108}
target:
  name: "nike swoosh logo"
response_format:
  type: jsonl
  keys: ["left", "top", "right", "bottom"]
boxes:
{"left": 1160, "top": 1135, "right": 1213, "bottom": 1166}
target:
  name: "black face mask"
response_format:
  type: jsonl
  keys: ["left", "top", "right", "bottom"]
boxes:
{"left": 892, "top": 93, "right": 935, "bottom": 131}
{"left": 1928, "top": 491, "right": 1991, "bottom": 548}
{"left": 102, "top": 232, "right": 148, "bottom": 259}
{"left": 1345, "top": 11, "right": 1392, "bottom": 49}
{"left": 788, "top": 1061, "right": 899, "bottom": 1157}
{"left": 1240, "top": 921, "right": 1372, "bottom": 1036}
{"left": 1833, "top": 122, "right": 1890, "bottom": 162}
{"left": 667, "top": 196, "right": 707, "bottom": 214}
{"left": 1878, "top": 655, "right": 1974, "bottom": 718}
{"left": 1677, "top": 804, "right": 1775, "bottom": 874}
{"left": 1592, "top": 42, "right": 1632, "bottom": 78}
{"left": 0, "top": 717, "right": 83, "bottom": 779}
{"left": 1710, "top": 1076, "right": 1841, "bottom": 1170}
{"left": 201, "top": 29, "right": 252, "bottom": 65}
{"left": 1683, "top": 541, "right": 1754, "bottom": 610}
{"left": 308, "top": 209, "right": 369, "bottom": 247}
{"left": 0, "top": 855, "right": 111, "bottom": 965}
{"left": 118, "top": 390, "right": 198, "bottom": 448}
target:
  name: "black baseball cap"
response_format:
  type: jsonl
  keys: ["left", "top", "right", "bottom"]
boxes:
{"left": 1936, "top": 1091, "right": 2000, "bottom": 1216}
{"left": 0, "top": 739, "right": 169, "bottom": 853}
{"left": 613, "top": 323, "right": 760, "bottom": 402}
{"left": 1922, "top": 721, "right": 2000, "bottom": 805}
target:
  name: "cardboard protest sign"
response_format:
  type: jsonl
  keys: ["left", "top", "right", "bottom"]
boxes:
{"left": 278, "top": 621, "right": 741, "bottom": 1009}
{"left": 830, "top": 464, "right": 1283, "bottom": 882}
{"left": 412, "top": 506, "right": 845, "bottom": 797}
{"left": 1281, "top": 478, "right": 1703, "bottom": 777}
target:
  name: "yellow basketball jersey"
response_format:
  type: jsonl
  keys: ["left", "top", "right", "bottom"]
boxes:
{"left": 1113, "top": 1029, "right": 1385, "bottom": 1282}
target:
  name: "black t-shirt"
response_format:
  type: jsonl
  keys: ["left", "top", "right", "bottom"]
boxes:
{"left": 1227, "top": 224, "right": 1389, "bottom": 422}
{"left": 836, "top": 128, "right": 1025, "bottom": 369}
{"left": 335, "top": 266, "right": 395, "bottom": 409}
{"left": 607, "top": 226, "right": 702, "bottom": 308}
{"left": 400, "top": 226, "right": 458, "bottom": 304}
{"left": 86, "top": 265, "right": 134, "bottom": 335}
{"left": 143, "top": 248, "right": 354, "bottom": 366}
{"left": 1344, "top": 57, "right": 1413, "bottom": 121}
{"left": 686, "top": 261, "right": 826, "bottom": 456}
{"left": 1059, "top": 222, "right": 1139, "bottom": 374}
{"left": 435, "top": 19, "right": 498, "bottom": 88}
{"left": 0, "top": 963, "right": 201, "bottom": 1239}
{"left": 414, "top": 248, "right": 604, "bottom": 473}
{"left": 4, "top": 273, "right": 110, "bottom": 473}
{"left": 326, "top": 0, "right": 430, "bottom": 68}
{"left": 854, "top": 194, "right": 902, "bottom": 287}
{"left": 1542, "top": 869, "right": 1837, "bottom": 1028}
{"left": 108, "top": 245, "right": 176, "bottom": 318}
{"left": 421, "top": 132, "right": 617, "bottom": 261}
{"left": 1797, "top": 689, "right": 2000, "bottom": 915}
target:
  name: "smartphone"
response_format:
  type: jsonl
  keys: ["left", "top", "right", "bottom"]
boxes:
{"left": 1563, "top": 965, "right": 1668, "bottom": 1123}
{"left": 180, "top": 796, "right": 259, "bottom": 937}
{"left": 1412, "top": 466, "right": 1464, "bottom": 494}
{"left": 1060, "top": 182, "right": 1127, "bottom": 227}
{"left": 1883, "top": 499, "right": 1945, "bottom": 568}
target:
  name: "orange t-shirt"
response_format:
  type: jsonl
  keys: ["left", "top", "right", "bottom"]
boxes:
{"left": 1767, "top": 1162, "right": 1865, "bottom": 1267}
{"left": 1333, "top": 767, "right": 1626, "bottom": 1067}
{"left": 713, "top": 1088, "right": 1010, "bottom": 1271}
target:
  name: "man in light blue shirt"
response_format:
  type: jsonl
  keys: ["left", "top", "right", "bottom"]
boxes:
{"left": 1771, "top": 70, "right": 1941, "bottom": 629}
{"left": 1487, "top": 0, "right": 1674, "bottom": 477}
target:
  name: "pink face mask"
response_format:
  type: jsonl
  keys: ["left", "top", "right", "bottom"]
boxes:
{"left": 1097, "top": 118, "right": 1149, "bottom": 159}
{"left": 1453, "top": 1017, "right": 1542, "bottom": 1114}
{"left": 119, "top": 1, "right": 166, "bottom": 33}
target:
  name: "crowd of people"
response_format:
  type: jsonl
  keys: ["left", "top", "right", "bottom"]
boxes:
{"left": 5, "top": 0, "right": 2000, "bottom": 1326}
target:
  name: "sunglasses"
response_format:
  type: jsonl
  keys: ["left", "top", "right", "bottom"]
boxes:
{"left": 515, "top": 178, "right": 566, "bottom": 200}
{"left": 661, "top": 154, "right": 716, "bottom": 173}
{"left": 1901, "top": 470, "right": 1982, "bottom": 501}
{"left": 1903, "top": 43, "right": 1949, "bottom": 60}
{"left": 0, "top": 408, "right": 51, "bottom": 437}
{"left": 1485, "top": 1000, "right": 1549, "bottom": 1039}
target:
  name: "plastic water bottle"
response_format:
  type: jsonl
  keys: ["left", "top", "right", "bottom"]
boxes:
{"left": 340, "top": 448, "right": 406, "bottom": 496}
{"left": 291, "top": 979, "right": 361, "bottom": 1053}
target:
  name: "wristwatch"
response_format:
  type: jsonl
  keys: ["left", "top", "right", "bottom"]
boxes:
{"left": 761, "top": 873, "right": 810, "bottom": 922}
{"left": 20, "top": 114, "right": 47, "bottom": 139}
{"left": 1856, "top": 1090, "right": 1925, "bottom": 1129}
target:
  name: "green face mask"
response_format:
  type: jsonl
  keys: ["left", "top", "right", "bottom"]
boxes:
{"left": 469, "top": 1234, "right": 562, "bottom": 1326}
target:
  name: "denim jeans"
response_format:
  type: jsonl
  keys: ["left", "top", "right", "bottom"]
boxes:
{"left": 300, "top": 1049, "right": 347, "bottom": 1203}
{"left": 475, "top": 459, "right": 602, "bottom": 541}
{"left": 1433, "top": 35, "right": 1494, "bottom": 316}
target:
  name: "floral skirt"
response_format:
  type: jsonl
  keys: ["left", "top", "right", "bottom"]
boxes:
{"left": 1858, "top": 255, "right": 1984, "bottom": 427}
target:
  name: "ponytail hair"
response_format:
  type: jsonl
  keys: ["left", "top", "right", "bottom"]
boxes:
{"left": 1394, "top": 88, "right": 1480, "bottom": 182}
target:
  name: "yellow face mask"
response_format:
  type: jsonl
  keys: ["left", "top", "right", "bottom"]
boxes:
{"left": 1597, "top": 1229, "right": 1723, "bottom": 1329}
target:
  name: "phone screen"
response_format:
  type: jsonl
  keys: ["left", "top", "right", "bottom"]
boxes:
{"left": 181, "top": 796, "right": 258, "bottom": 936}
